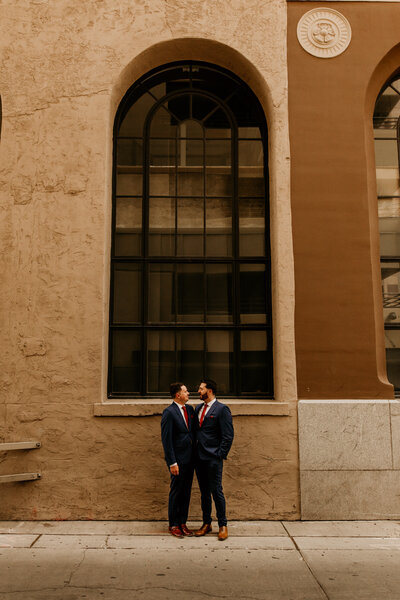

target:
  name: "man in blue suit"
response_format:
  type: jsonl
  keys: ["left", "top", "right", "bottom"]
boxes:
{"left": 161, "top": 382, "right": 196, "bottom": 538}
{"left": 194, "top": 378, "right": 234, "bottom": 541}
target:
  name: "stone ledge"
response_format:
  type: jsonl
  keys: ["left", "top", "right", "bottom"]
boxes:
{"left": 94, "top": 400, "right": 289, "bottom": 417}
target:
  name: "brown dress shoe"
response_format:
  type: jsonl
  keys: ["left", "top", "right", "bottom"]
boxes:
{"left": 218, "top": 526, "right": 228, "bottom": 541}
{"left": 194, "top": 523, "right": 212, "bottom": 537}
{"left": 180, "top": 524, "right": 194, "bottom": 536}
{"left": 169, "top": 526, "right": 184, "bottom": 538}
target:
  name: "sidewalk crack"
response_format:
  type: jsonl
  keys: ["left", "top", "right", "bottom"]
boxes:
{"left": 281, "top": 522, "right": 330, "bottom": 600}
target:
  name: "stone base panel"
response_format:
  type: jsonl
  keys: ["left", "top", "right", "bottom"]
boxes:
{"left": 299, "top": 400, "right": 400, "bottom": 520}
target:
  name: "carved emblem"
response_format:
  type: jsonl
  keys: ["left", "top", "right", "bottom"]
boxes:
{"left": 297, "top": 8, "right": 352, "bottom": 58}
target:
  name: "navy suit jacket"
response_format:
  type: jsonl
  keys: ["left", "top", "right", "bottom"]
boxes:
{"left": 161, "top": 402, "right": 196, "bottom": 467}
{"left": 195, "top": 399, "right": 234, "bottom": 461}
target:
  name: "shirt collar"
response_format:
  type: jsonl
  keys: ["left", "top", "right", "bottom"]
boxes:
{"left": 204, "top": 398, "right": 217, "bottom": 408}
{"left": 174, "top": 401, "right": 186, "bottom": 410}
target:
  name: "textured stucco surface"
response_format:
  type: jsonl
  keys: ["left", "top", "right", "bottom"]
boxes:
{"left": 0, "top": 0, "right": 298, "bottom": 519}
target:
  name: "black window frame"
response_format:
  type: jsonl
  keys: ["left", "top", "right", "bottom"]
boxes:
{"left": 108, "top": 61, "right": 273, "bottom": 398}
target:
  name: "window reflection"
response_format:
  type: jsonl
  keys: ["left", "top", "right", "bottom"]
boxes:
{"left": 113, "top": 264, "right": 142, "bottom": 323}
{"left": 115, "top": 197, "right": 142, "bottom": 256}
{"left": 111, "top": 330, "right": 141, "bottom": 393}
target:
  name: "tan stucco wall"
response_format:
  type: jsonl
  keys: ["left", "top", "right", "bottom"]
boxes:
{"left": 0, "top": 0, "right": 299, "bottom": 519}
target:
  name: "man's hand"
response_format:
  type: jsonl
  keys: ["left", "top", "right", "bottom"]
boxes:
{"left": 170, "top": 465, "right": 179, "bottom": 476}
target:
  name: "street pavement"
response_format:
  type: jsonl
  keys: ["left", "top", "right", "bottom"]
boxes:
{"left": 1, "top": 520, "right": 400, "bottom": 599}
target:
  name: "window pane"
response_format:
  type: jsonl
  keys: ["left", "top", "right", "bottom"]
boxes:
{"left": 380, "top": 217, "right": 400, "bottom": 256}
{"left": 115, "top": 197, "right": 142, "bottom": 256}
{"left": 382, "top": 261, "right": 400, "bottom": 324}
{"left": 206, "top": 169, "right": 232, "bottom": 196}
{"left": 240, "top": 264, "right": 267, "bottom": 324}
{"left": 374, "top": 139, "right": 398, "bottom": 168}
{"left": 149, "top": 170, "right": 176, "bottom": 196}
{"left": 117, "top": 139, "right": 142, "bottom": 166}
{"left": 111, "top": 330, "right": 141, "bottom": 393}
{"left": 148, "top": 264, "right": 174, "bottom": 322}
{"left": 238, "top": 170, "right": 265, "bottom": 197}
{"left": 179, "top": 119, "right": 203, "bottom": 138}
{"left": 150, "top": 104, "right": 178, "bottom": 138}
{"left": 375, "top": 86, "right": 400, "bottom": 119}
{"left": 205, "top": 140, "right": 231, "bottom": 166}
{"left": 206, "top": 264, "right": 232, "bottom": 323}
{"left": 176, "top": 264, "right": 204, "bottom": 322}
{"left": 206, "top": 197, "right": 232, "bottom": 256}
{"left": 373, "top": 117, "right": 397, "bottom": 138}
{"left": 203, "top": 108, "right": 231, "bottom": 132}
{"left": 149, "top": 139, "right": 176, "bottom": 166}
{"left": 385, "top": 329, "right": 400, "bottom": 390}
{"left": 239, "top": 140, "right": 264, "bottom": 167}
{"left": 238, "top": 127, "right": 261, "bottom": 139}
{"left": 178, "top": 138, "right": 203, "bottom": 167}
{"left": 169, "top": 94, "right": 190, "bottom": 123}
{"left": 177, "top": 330, "right": 204, "bottom": 391}
{"left": 192, "top": 95, "right": 217, "bottom": 122}
{"left": 205, "top": 128, "right": 231, "bottom": 140}
{"left": 113, "top": 264, "right": 141, "bottom": 323}
{"left": 116, "top": 172, "right": 142, "bottom": 196}
{"left": 240, "top": 330, "right": 268, "bottom": 393}
{"left": 239, "top": 198, "right": 265, "bottom": 256}
{"left": 206, "top": 331, "right": 233, "bottom": 395}
{"left": 177, "top": 170, "right": 204, "bottom": 196}
{"left": 149, "top": 197, "right": 175, "bottom": 256}
{"left": 177, "top": 197, "right": 204, "bottom": 256}
{"left": 147, "top": 330, "right": 175, "bottom": 393}
{"left": 119, "top": 92, "right": 155, "bottom": 137}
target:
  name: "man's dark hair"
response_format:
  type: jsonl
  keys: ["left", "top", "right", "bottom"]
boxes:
{"left": 200, "top": 378, "right": 217, "bottom": 395}
{"left": 170, "top": 382, "right": 184, "bottom": 398}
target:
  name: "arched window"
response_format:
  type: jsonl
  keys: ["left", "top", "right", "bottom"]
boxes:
{"left": 374, "top": 75, "right": 400, "bottom": 393}
{"left": 109, "top": 62, "right": 272, "bottom": 398}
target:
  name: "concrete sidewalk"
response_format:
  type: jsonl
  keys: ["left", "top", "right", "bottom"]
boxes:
{"left": 1, "top": 520, "right": 400, "bottom": 599}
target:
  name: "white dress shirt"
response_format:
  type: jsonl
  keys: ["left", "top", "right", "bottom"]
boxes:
{"left": 174, "top": 401, "right": 189, "bottom": 428}
{"left": 198, "top": 397, "right": 217, "bottom": 422}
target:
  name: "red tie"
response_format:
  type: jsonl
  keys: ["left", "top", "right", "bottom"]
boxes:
{"left": 199, "top": 403, "right": 207, "bottom": 427}
{"left": 182, "top": 405, "right": 189, "bottom": 428}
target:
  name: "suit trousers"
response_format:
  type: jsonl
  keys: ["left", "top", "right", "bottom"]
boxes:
{"left": 168, "top": 461, "right": 194, "bottom": 527}
{"left": 195, "top": 457, "right": 227, "bottom": 527}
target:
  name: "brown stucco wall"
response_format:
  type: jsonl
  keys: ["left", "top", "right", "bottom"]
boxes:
{"left": 0, "top": 1, "right": 299, "bottom": 520}
{"left": 288, "top": 2, "right": 399, "bottom": 399}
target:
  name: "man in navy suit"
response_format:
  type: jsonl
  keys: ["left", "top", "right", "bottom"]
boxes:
{"left": 161, "top": 382, "right": 196, "bottom": 538}
{"left": 194, "top": 378, "right": 234, "bottom": 541}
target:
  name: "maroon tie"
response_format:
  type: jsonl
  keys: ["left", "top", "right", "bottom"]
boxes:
{"left": 199, "top": 404, "right": 207, "bottom": 427}
{"left": 182, "top": 405, "right": 189, "bottom": 428}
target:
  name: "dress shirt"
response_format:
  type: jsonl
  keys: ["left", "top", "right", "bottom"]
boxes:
{"left": 199, "top": 397, "right": 217, "bottom": 422}
{"left": 174, "top": 401, "right": 189, "bottom": 428}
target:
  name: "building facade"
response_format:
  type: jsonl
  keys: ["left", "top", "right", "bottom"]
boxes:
{"left": 0, "top": 0, "right": 398, "bottom": 520}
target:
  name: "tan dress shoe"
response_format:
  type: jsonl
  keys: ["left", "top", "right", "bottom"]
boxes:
{"left": 169, "top": 526, "right": 184, "bottom": 538}
{"left": 194, "top": 523, "right": 212, "bottom": 537}
{"left": 218, "top": 526, "right": 228, "bottom": 541}
{"left": 180, "top": 524, "right": 194, "bottom": 536}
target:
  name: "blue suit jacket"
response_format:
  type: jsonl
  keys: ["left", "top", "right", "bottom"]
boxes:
{"left": 161, "top": 402, "right": 196, "bottom": 467}
{"left": 195, "top": 399, "right": 234, "bottom": 461}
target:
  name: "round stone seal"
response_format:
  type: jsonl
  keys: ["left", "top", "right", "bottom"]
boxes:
{"left": 297, "top": 8, "right": 352, "bottom": 58}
